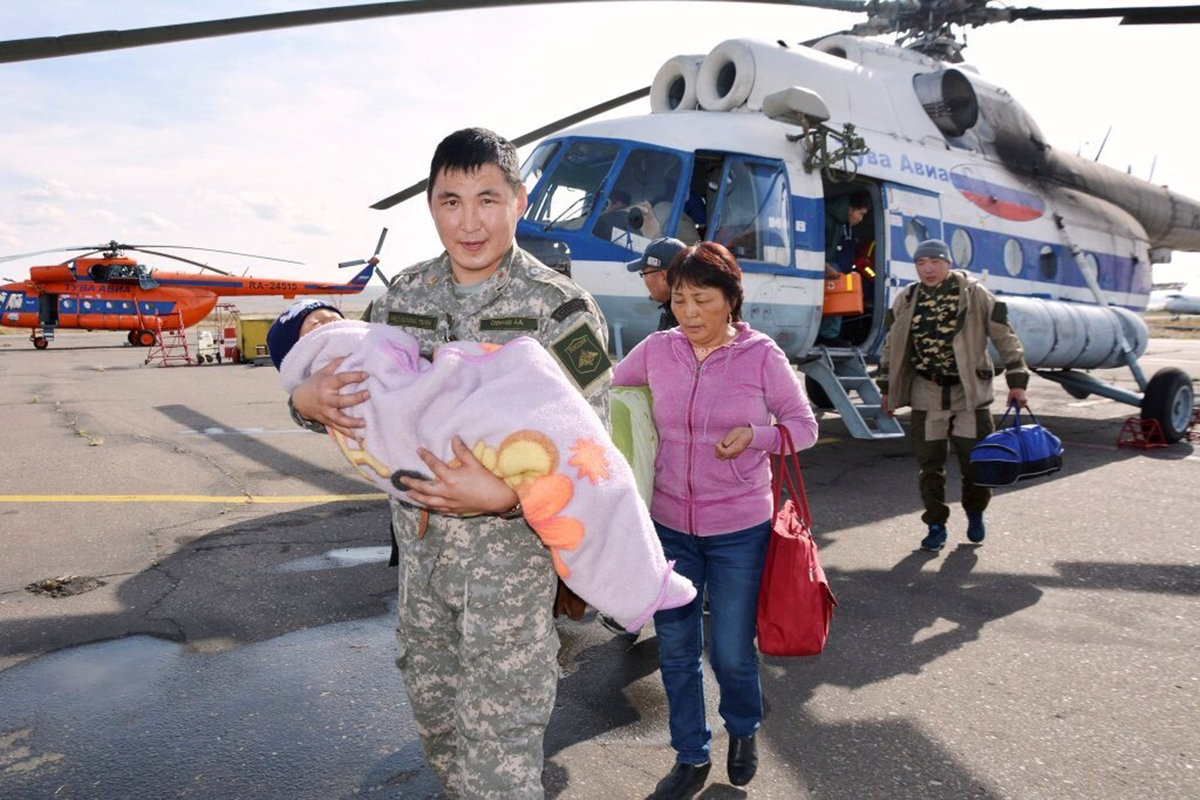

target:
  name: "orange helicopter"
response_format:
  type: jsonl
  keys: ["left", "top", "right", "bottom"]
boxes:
{"left": 0, "top": 236, "right": 383, "bottom": 349}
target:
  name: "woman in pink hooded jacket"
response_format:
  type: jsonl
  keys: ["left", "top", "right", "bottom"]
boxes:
{"left": 614, "top": 242, "right": 818, "bottom": 799}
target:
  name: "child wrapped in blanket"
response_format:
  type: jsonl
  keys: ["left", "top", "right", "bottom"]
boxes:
{"left": 267, "top": 299, "right": 695, "bottom": 632}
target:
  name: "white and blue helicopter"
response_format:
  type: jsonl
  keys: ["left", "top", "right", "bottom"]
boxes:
{"left": 4, "top": 0, "right": 1199, "bottom": 441}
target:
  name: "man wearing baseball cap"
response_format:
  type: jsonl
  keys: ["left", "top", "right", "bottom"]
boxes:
{"left": 628, "top": 237, "right": 686, "bottom": 331}
{"left": 876, "top": 238, "right": 1030, "bottom": 552}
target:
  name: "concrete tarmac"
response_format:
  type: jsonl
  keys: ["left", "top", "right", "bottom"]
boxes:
{"left": 0, "top": 331, "right": 1196, "bottom": 799}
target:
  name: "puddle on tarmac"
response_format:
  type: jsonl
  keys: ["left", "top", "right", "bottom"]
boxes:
{"left": 0, "top": 597, "right": 445, "bottom": 798}
{"left": 261, "top": 545, "right": 392, "bottom": 574}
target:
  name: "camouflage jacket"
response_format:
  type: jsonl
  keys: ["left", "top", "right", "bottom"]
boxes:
{"left": 877, "top": 270, "right": 1029, "bottom": 411}
{"left": 365, "top": 242, "right": 612, "bottom": 424}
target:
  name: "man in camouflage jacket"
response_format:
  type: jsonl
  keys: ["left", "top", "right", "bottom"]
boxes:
{"left": 291, "top": 128, "right": 610, "bottom": 798}
{"left": 877, "top": 238, "right": 1028, "bottom": 553}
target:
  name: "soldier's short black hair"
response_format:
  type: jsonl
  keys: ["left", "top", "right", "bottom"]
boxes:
{"left": 848, "top": 190, "right": 870, "bottom": 211}
{"left": 427, "top": 127, "right": 522, "bottom": 200}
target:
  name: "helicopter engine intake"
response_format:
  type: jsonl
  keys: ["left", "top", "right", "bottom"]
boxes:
{"left": 912, "top": 68, "right": 978, "bottom": 138}
{"left": 650, "top": 55, "right": 704, "bottom": 112}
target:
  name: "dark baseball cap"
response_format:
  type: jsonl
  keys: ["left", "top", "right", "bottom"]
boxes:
{"left": 626, "top": 237, "right": 686, "bottom": 273}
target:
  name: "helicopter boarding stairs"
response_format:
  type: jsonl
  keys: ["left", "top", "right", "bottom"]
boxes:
{"left": 801, "top": 345, "right": 904, "bottom": 440}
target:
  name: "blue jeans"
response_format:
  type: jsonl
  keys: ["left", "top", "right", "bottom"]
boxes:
{"left": 653, "top": 520, "right": 771, "bottom": 765}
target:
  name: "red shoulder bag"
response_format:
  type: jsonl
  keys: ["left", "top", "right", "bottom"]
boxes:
{"left": 756, "top": 424, "right": 837, "bottom": 656}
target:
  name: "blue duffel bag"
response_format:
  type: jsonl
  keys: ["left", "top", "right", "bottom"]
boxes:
{"left": 969, "top": 403, "right": 1064, "bottom": 488}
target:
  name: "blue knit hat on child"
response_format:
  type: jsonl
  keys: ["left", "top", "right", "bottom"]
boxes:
{"left": 266, "top": 299, "right": 342, "bottom": 370}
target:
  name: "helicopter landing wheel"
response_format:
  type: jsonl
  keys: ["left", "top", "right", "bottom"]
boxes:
{"left": 1141, "top": 367, "right": 1194, "bottom": 444}
{"left": 127, "top": 330, "right": 139, "bottom": 346}
{"left": 135, "top": 330, "right": 156, "bottom": 347}
{"left": 33, "top": 336, "right": 49, "bottom": 350}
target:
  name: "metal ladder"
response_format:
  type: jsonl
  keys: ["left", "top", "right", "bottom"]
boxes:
{"left": 144, "top": 311, "right": 193, "bottom": 367}
{"left": 799, "top": 346, "right": 905, "bottom": 439}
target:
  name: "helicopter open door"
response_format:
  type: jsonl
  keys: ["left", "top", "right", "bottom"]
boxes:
{"left": 876, "top": 182, "right": 945, "bottom": 352}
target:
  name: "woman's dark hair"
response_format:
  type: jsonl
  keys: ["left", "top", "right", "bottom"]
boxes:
{"left": 666, "top": 241, "right": 744, "bottom": 322}
{"left": 427, "top": 127, "right": 522, "bottom": 200}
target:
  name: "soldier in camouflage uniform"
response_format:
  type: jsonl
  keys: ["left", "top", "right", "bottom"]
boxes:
{"left": 877, "top": 239, "right": 1028, "bottom": 553}
{"left": 290, "top": 128, "right": 610, "bottom": 799}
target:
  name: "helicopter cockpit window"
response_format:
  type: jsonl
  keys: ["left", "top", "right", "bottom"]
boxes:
{"left": 593, "top": 148, "right": 685, "bottom": 251}
{"left": 709, "top": 158, "right": 792, "bottom": 266}
{"left": 521, "top": 141, "right": 560, "bottom": 197}
{"left": 525, "top": 140, "right": 620, "bottom": 232}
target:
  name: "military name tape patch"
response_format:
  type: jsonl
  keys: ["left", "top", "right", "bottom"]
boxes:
{"left": 551, "top": 322, "right": 612, "bottom": 392}
{"left": 479, "top": 316, "right": 538, "bottom": 332}
{"left": 387, "top": 312, "right": 438, "bottom": 330}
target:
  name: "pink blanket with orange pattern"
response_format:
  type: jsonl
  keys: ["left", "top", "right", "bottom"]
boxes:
{"left": 279, "top": 319, "right": 694, "bottom": 631}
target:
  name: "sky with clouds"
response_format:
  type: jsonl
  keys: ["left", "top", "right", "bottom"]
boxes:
{"left": 2, "top": 0, "right": 1198, "bottom": 287}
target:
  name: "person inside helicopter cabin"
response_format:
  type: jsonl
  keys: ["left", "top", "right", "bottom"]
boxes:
{"left": 876, "top": 238, "right": 1030, "bottom": 553}
{"left": 816, "top": 190, "right": 872, "bottom": 347}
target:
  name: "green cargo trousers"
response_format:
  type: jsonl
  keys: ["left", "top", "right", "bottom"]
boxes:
{"left": 910, "top": 407, "right": 996, "bottom": 526}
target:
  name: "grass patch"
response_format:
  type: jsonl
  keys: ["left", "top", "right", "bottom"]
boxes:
{"left": 1144, "top": 312, "right": 1200, "bottom": 339}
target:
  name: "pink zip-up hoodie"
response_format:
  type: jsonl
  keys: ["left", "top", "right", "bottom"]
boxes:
{"left": 613, "top": 323, "right": 818, "bottom": 535}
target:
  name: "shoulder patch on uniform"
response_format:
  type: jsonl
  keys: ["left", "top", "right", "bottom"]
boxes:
{"left": 480, "top": 316, "right": 539, "bottom": 332}
{"left": 551, "top": 297, "right": 589, "bottom": 322}
{"left": 387, "top": 311, "right": 438, "bottom": 330}
{"left": 991, "top": 301, "right": 1009, "bottom": 325}
{"left": 550, "top": 321, "right": 613, "bottom": 392}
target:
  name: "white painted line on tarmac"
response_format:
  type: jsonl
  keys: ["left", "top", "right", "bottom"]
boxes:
{"left": 177, "top": 427, "right": 311, "bottom": 436}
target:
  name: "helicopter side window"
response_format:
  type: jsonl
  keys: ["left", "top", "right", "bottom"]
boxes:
{"left": 710, "top": 157, "right": 792, "bottom": 266}
{"left": 1003, "top": 238, "right": 1024, "bottom": 277}
{"left": 2, "top": 291, "right": 21, "bottom": 312}
{"left": 593, "top": 148, "right": 684, "bottom": 250}
{"left": 1038, "top": 245, "right": 1058, "bottom": 280}
{"left": 525, "top": 140, "right": 620, "bottom": 232}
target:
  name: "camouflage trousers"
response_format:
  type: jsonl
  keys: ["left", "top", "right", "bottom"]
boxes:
{"left": 910, "top": 407, "right": 996, "bottom": 526}
{"left": 393, "top": 507, "right": 559, "bottom": 799}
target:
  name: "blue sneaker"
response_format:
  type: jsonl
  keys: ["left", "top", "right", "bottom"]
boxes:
{"left": 920, "top": 523, "right": 948, "bottom": 552}
{"left": 966, "top": 512, "right": 986, "bottom": 544}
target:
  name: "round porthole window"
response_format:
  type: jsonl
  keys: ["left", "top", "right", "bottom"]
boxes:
{"left": 904, "top": 218, "right": 930, "bottom": 259}
{"left": 951, "top": 229, "right": 973, "bottom": 269}
{"left": 1003, "top": 239, "right": 1024, "bottom": 277}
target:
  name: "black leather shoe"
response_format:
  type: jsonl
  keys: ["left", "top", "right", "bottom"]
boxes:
{"left": 727, "top": 734, "right": 758, "bottom": 787}
{"left": 647, "top": 761, "right": 711, "bottom": 800}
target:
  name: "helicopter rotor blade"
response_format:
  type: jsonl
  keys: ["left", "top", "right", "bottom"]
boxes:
{"left": 0, "top": 1, "right": 1195, "bottom": 66}
{"left": 338, "top": 227, "right": 389, "bottom": 268}
{"left": 369, "top": 86, "right": 650, "bottom": 210}
{"left": 131, "top": 248, "right": 235, "bottom": 277}
{"left": 1008, "top": 5, "right": 1200, "bottom": 26}
{"left": 0, "top": 1, "right": 872, "bottom": 65}
{"left": 125, "top": 244, "right": 303, "bottom": 264}
{"left": 0, "top": 245, "right": 122, "bottom": 263}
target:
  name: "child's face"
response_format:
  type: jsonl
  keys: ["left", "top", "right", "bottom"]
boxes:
{"left": 299, "top": 308, "right": 342, "bottom": 337}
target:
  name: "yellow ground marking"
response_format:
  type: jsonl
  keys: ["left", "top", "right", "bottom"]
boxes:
{"left": 0, "top": 493, "right": 388, "bottom": 503}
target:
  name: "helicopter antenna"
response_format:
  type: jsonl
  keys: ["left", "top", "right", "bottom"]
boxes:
{"left": 1092, "top": 127, "right": 1112, "bottom": 162}
{"left": 1148, "top": 155, "right": 1158, "bottom": 184}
